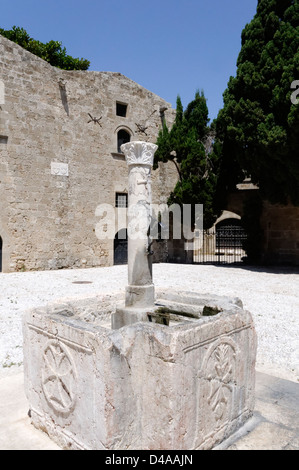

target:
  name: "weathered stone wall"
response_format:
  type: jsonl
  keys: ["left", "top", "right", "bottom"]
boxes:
{"left": 0, "top": 35, "right": 177, "bottom": 272}
{"left": 261, "top": 201, "right": 299, "bottom": 265}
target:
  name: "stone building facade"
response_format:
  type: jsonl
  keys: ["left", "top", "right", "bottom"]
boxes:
{"left": 0, "top": 35, "right": 178, "bottom": 272}
{"left": 1, "top": 35, "right": 297, "bottom": 271}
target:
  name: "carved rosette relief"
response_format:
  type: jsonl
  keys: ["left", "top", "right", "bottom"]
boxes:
{"left": 206, "top": 342, "right": 236, "bottom": 423}
{"left": 195, "top": 337, "right": 239, "bottom": 447}
{"left": 41, "top": 340, "right": 77, "bottom": 414}
{"left": 121, "top": 141, "right": 158, "bottom": 167}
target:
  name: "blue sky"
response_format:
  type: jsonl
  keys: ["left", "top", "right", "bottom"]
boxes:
{"left": 1, "top": 0, "right": 258, "bottom": 121}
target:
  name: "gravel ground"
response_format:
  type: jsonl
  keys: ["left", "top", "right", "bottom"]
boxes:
{"left": 0, "top": 263, "right": 298, "bottom": 382}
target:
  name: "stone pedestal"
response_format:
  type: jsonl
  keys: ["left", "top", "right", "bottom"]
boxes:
{"left": 23, "top": 290, "right": 257, "bottom": 450}
{"left": 112, "top": 141, "right": 158, "bottom": 329}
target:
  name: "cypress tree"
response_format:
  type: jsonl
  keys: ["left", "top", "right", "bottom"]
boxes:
{"left": 216, "top": 0, "right": 299, "bottom": 205}
{"left": 155, "top": 92, "right": 221, "bottom": 229}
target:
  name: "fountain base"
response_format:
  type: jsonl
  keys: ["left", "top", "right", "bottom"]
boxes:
{"left": 23, "top": 289, "right": 257, "bottom": 450}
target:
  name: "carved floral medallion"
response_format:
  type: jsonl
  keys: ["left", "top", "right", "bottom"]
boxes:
{"left": 41, "top": 340, "right": 77, "bottom": 414}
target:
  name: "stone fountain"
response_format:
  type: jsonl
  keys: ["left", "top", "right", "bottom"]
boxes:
{"left": 23, "top": 141, "right": 257, "bottom": 450}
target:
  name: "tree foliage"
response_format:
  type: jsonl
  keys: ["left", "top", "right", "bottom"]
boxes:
{"left": 155, "top": 91, "right": 221, "bottom": 229}
{"left": 216, "top": 0, "right": 299, "bottom": 205}
{"left": 0, "top": 26, "right": 90, "bottom": 70}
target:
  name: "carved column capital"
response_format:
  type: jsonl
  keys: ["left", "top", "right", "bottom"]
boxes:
{"left": 121, "top": 141, "right": 158, "bottom": 167}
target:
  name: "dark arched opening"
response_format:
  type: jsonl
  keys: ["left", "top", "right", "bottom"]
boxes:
{"left": 117, "top": 129, "right": 131, "bottom": 153}
{"left": 114, "top": 229, "right": 128, "bottom": 265}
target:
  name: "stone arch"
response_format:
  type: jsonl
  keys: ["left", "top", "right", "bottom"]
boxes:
{"left": 115, "top": 125, "right": 133, "bottom": 135}
{"left": 114, "top": 229, "right": 128, "bottom": 265}
{"left": 215, "top": 210, "right": 241, "bottom": 225}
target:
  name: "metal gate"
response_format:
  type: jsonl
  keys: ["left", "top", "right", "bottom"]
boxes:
{"left": 193, "top": 219, "right": 247, "bottom": 265}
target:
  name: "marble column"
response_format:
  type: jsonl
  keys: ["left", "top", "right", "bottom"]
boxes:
{"left": 121, "top": 141, "right": 158, "bottom": 309}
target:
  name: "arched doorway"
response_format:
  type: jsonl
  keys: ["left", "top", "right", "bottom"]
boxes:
{"left": 114, "top": 229, "right": 128, "bottom": 265}
{"left": 216, "top": 218, "right": 247, "bottom": 263}
{"left": 0, "top": 237, "right": 2, "bottom": 272}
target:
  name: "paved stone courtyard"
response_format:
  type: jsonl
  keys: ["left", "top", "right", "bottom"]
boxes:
{"left": 1, "top": 263, "right": 298, "bottom": 382}
{"left": 0, "top": 263, "right": 298, "bottom": 450}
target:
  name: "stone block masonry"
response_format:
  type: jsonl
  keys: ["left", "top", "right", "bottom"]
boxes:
{"left": 261, "top": 201, "right": 299, "bottom": 265}
{"left": 23, "top": 290, "right": 257, "bottom": 450}
{"left": 0, "top": 35, "right": 177, "bottom": 272}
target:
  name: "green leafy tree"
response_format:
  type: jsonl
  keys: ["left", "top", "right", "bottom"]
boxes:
{"left": 0, "top": 26, "right": 90, "bottom": 70}
{"left": 155, "top": 91, "right": 221, "bottom": 229}
{"left": 216, "top": 0, "right": 299, "bottom": 205}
